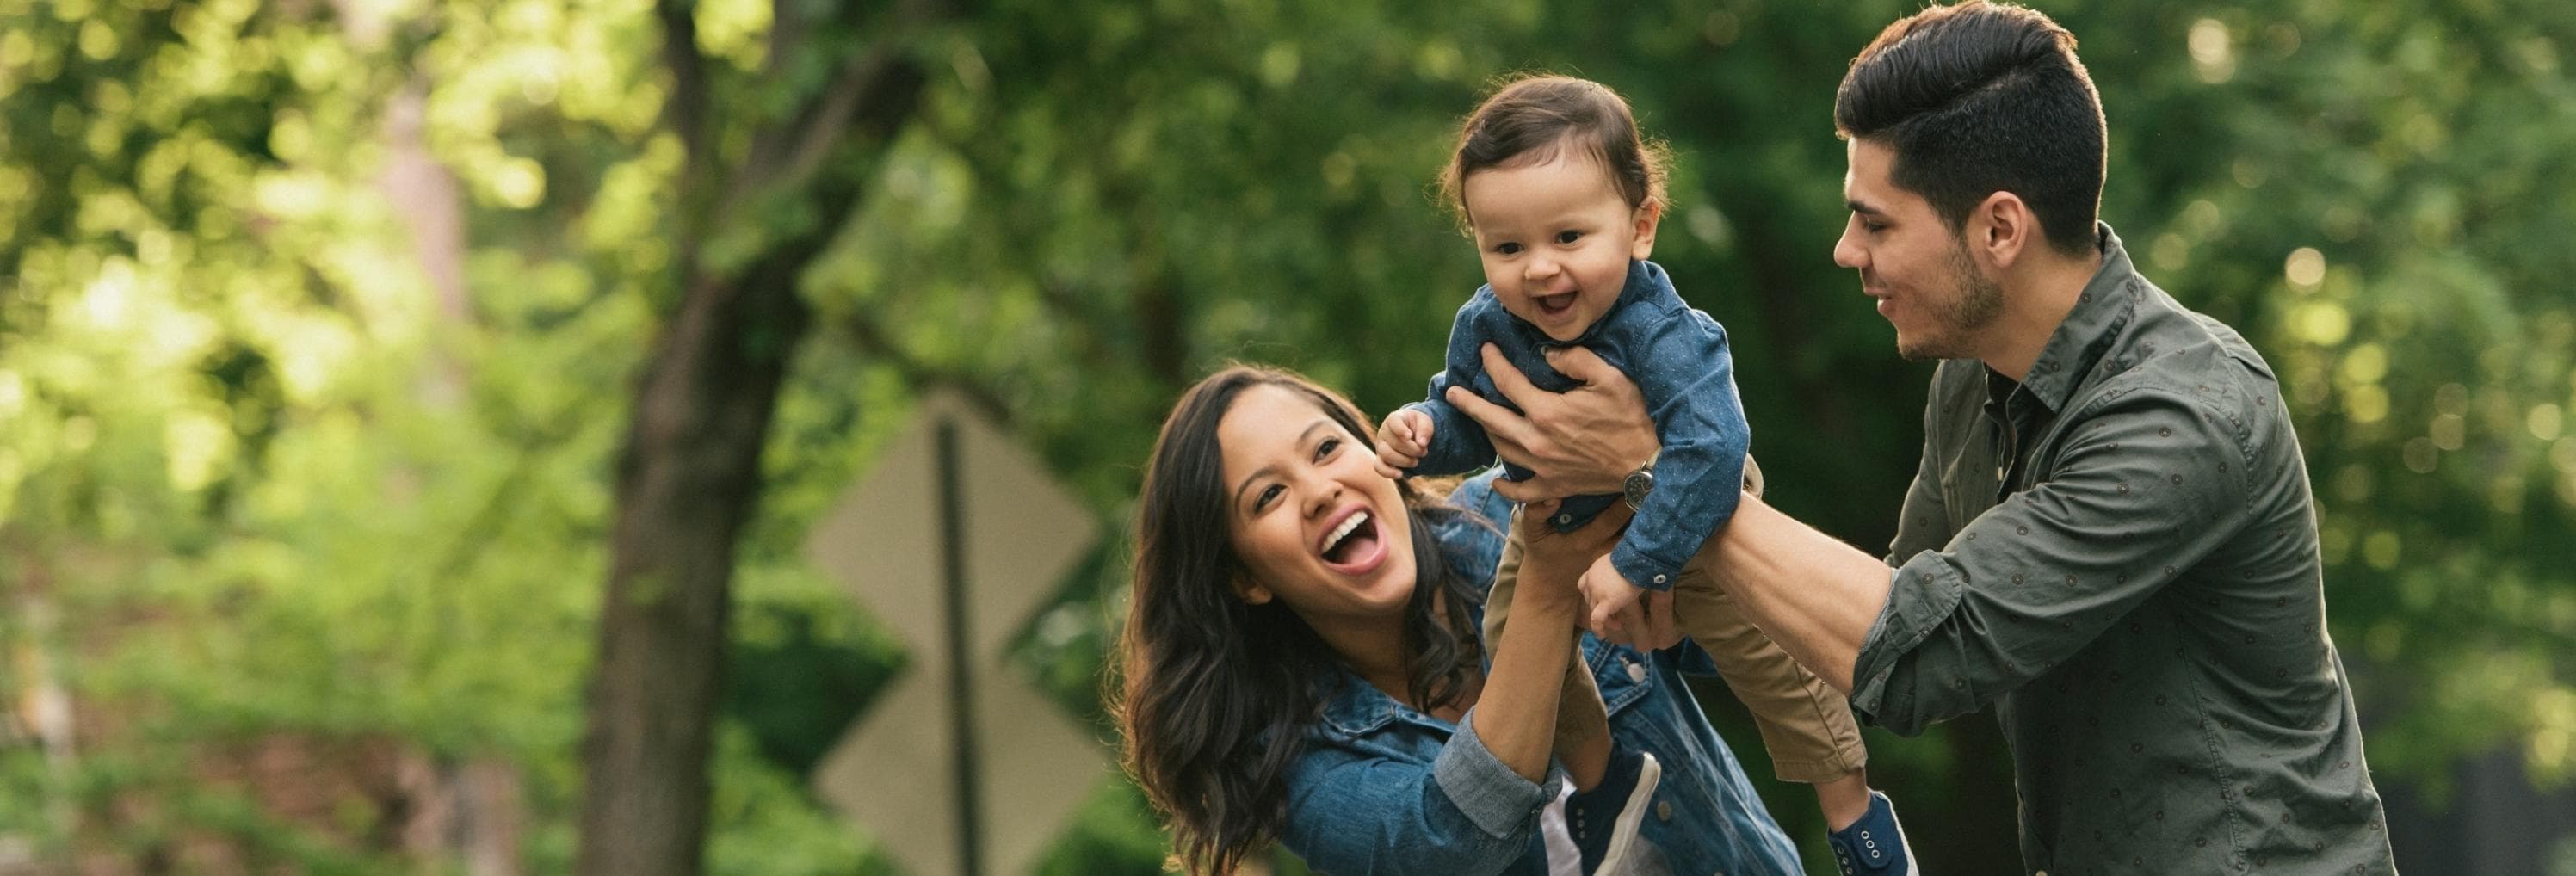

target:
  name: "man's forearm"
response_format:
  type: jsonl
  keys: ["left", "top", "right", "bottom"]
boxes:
{"left": 1702, "top": 492, "right": 1896, "bottom": 693}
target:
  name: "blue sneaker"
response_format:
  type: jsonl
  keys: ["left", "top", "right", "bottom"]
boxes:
{"left": 1826, "top": 790, "right": 1918, "bottom": 875}
{"left": 1565, "top": 748, "right": 1660, "bottom": 876}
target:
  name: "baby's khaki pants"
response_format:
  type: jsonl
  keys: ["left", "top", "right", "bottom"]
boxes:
{"left": 1480, "top": 456, "right": 1867, "bottom": 783}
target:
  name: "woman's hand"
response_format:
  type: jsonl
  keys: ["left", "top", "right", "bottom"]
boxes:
{"left": 1639, "top": 589, "right": 1686, "bottom": 651}
{"left": 1442, "top": 344, "right": 1658, "bottom": 503}
{"left": 1511, "top": 500, "right": 1634, "bottom": 613}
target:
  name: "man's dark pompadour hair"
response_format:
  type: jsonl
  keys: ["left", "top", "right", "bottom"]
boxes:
{"left": 1835, "top": 1, "right": 2107, "bottom": 256}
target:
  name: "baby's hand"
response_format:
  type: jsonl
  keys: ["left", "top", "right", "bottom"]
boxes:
{"left": 1578, "top": 555, "right": 1646, "bottom": 639}
{"left": 1375, "top": 408, "right": 1434, "bottom": 479}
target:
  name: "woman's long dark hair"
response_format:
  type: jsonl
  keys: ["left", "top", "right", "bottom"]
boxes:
{"left": 1112, "top": 365, "right": 1488, "bottom": 875}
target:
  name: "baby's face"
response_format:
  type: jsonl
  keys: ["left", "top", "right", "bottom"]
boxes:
{"left": 1461, "top": 151, "right": 1659, "bottom": 342}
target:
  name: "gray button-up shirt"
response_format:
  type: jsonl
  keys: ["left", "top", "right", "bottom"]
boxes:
{"left": 1849, "top": 225, "right": 2397, "bottom": 874}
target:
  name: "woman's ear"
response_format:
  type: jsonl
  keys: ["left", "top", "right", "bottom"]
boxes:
{"left": 1233, "top": 577, "right": 1275, "bottom": 606}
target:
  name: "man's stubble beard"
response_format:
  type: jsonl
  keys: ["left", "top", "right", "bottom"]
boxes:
{"left": 1896, "top": 238, "right": 2007, "bottom": 362}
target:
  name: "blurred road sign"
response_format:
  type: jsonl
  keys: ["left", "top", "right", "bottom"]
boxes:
{"left": 806, "top": 392, "right": 1106, "bottom": 876}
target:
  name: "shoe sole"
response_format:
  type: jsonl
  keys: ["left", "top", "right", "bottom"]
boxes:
{"left": 1887, "top": 802, "right": 1919, "bottom": 876}
{"left": 1589, "top": 751, "right": 1662, "bottom": 876}
{"left": 1863, "top": 793, "right": 1921, "bottom": 876}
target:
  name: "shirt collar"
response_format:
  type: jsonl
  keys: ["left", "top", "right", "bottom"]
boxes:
{"left": 2006, "top": 222, "right": 2140, "bottom": 414}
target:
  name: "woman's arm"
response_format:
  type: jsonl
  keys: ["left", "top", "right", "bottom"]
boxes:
{"left": 1469, "top": 501, "right": 1631, "bottom": 780}
{"left": 1276, "top": 503, "right": 1634, "bottom": 876}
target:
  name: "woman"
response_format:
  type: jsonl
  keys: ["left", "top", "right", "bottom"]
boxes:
{"left": 1114, "top": 365, "right": 1801, "bottom": 875}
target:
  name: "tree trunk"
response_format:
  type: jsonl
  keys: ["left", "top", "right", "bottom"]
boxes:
{"left": 571, "top": 3, "right": 934, "bottom": 868}
{"left": 572, "top": 259, "right": 809, "bottom": 876}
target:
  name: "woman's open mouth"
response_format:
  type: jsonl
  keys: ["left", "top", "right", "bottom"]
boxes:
{"left": 1319, "top": 509, "right": 1387, "bottom": 573}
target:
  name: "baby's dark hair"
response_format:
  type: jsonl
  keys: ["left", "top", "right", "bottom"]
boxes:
{"left": 1438, "top": 75, "right": 1672, "bottom": 231}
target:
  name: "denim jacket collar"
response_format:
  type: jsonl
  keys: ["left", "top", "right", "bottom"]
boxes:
{"left": 1316, "top": 668, "right": 1405, "bottom": 737}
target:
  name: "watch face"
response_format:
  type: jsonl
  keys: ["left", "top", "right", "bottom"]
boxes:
{"left": 1624, "top": 470, "right": 1652, "bottom": 503}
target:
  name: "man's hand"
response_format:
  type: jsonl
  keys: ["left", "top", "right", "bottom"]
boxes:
{"left": 1374, "top": 408, "right": 1434, "bottom": 479}
{"left": 1578, "top": 555, "right": 1649, "bottom": 641}
{"left": 1442, "top": 343, "right": 1657, "bottom": 503}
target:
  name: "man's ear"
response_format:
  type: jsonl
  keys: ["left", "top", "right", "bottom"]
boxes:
{"left": 1973, "top": 191, "right": 2033, "bottom": 271}
{"left": 1629, "top": 199, "right": 1664, "bottom": 261}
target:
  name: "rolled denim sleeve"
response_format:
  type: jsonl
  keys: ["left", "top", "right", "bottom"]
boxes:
{"left": 1276, "top": 708, "right": 1560, "bottom": 875}
{"left": 1850, "top": 387, "right": 2254, "bottom": 735}
{"left": 1608, "top": 314, "right": 1748, "bottom": 592}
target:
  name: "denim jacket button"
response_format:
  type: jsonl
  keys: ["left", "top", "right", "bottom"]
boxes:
{"left": 1626, "top": 660, "right": 1647, "bottom": 683}
{"left": 1656, "top": 799, "right": 1673, "bottom": 822}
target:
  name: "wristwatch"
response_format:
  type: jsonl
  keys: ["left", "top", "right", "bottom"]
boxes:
{"left": 1622, "top": 452, "right": 1659, "bottom": 511}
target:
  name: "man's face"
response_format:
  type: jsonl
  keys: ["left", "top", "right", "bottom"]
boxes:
{"left": 1832, "top": 139, "right": 2004, "bottom": 361}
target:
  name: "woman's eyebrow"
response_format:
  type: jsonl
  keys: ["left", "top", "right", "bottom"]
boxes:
{"left": 1230, "top": 419, "right": 1333, "bottom": 510}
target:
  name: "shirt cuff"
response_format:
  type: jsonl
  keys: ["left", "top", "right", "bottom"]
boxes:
{"left": 1434, "top": 706, "right": 1562, "bottom": 839}
{"left": 1847, "top": 552, "right": 1967, "bottom": 728}
{"left": 1609, "top": 545, "right": 1681, "bottom": 594}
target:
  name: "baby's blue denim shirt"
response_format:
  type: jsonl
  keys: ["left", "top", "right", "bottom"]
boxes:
{"left": 1403, "top": 259, "right": 1750, "bottom": 593}
{"left": 1271, "top": 472, "right": 1803, "bottom": 876}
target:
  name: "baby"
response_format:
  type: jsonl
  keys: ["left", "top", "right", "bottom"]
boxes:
{"left": 1379, "top": 75, "right": 1914, "bottom": 876}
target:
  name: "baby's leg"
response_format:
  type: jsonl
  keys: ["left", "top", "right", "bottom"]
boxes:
{"left": 1670, "top": 545, "right": 1874, "bottom": 826}
{"left": 1489, "top": 526, "right": 1615, "bottom": 789}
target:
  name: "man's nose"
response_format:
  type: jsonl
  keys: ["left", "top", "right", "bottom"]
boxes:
{"left": 1832, "top": 222, "right": 1867, "bottom": 270}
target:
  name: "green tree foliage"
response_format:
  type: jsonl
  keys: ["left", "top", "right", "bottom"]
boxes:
{"left": 0, "top": 0, "right": 2568, "bottom": 873}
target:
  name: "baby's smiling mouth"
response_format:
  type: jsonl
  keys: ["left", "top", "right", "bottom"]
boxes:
{"left": 1534, "top": 291, "right": 1578, "bottom": 317}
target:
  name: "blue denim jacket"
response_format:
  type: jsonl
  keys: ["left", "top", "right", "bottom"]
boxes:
{"left": 1272, "top": 471, "right": 1802, "bottom": 876}
{"left": 1402, "top": 260, "right": 1750, "bottom": 593}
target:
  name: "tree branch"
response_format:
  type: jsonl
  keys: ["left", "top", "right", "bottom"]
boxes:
{"left": 656, "top": 0, "right": 713, "bottom": 259}
{"left": 728, "top": 0, "right": 945, "bottom": 223}
{"left": 839, "top": 307, "right": 1018, "bottom": 432}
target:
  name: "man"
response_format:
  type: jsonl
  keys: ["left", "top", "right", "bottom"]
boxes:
{"left": 1446, "top": 3, "right": 2399, "bottom": 873}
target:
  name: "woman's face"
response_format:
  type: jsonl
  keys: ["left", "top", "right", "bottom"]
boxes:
{"left": 1216, "top": 385, "right": 1418, "bottom": 623}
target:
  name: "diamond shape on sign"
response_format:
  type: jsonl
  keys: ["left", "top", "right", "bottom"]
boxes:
{"left": 948, "top": 400, "right": 1097, "bottom": 655}
{"left": 970, "top": 657, "right": 1110, "bottom": 875}
{"left": 804, "top": 403, "right": 943, "bottom": 641}
{"left": 805, "top": 390, "right": 1107, "bottom": 876}
{"left": 812, "top": 665, "right": 956, "bottom": 876}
